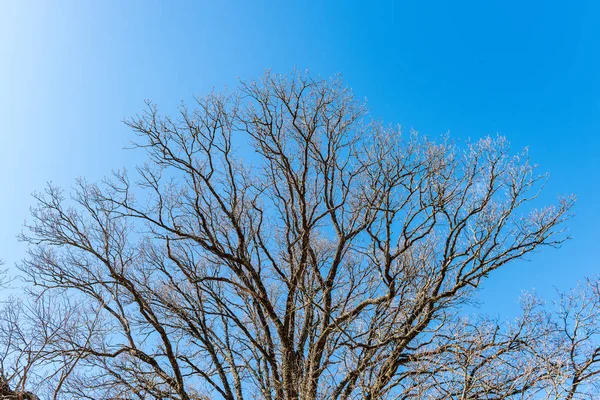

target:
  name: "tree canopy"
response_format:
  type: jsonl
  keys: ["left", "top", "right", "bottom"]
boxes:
{"left": 2, "top": 72, "right": 597, "bottom": 399}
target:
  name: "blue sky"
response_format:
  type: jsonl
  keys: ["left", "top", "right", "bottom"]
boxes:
{"left": 1, "top": 1, "right": 598, "bottom": 315}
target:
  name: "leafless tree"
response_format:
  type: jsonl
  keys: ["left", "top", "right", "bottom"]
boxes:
{"left": 547, "top": 279, "right": 600, "bottom": 399}
{"left": 0, "top": 290, "right": 93, "bottom": 400}
{"left": 13, "top": 71, "right": 584, "bottom": 399}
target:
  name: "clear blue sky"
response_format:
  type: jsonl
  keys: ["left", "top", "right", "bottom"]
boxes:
{"left": 1, "top": 1, "right": 598, "bottom": 315}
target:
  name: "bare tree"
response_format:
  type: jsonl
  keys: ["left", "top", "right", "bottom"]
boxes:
{"left": 15, "top": 71, "right": 580, "bottom": 399}
{"left": 0, "top": 292, "right": 88, "bottom": 400}
{"left": 548, "top": 279, "right": 600, "bottom": 399}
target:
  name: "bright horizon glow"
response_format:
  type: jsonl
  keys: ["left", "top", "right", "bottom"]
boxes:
{"left": 1, "top": 1, "right": 598, "bottom": 317}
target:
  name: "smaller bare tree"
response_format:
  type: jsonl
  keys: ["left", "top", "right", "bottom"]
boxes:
{"left": 548, "top": 279, "right": 600, "bottom": 399}
{"left": 0, "top": 288, "right": 100, "bottom": 400}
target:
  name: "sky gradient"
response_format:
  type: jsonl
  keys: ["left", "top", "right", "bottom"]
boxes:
{"left": 1, "top": 0, "right": 598, "bottom": 316}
